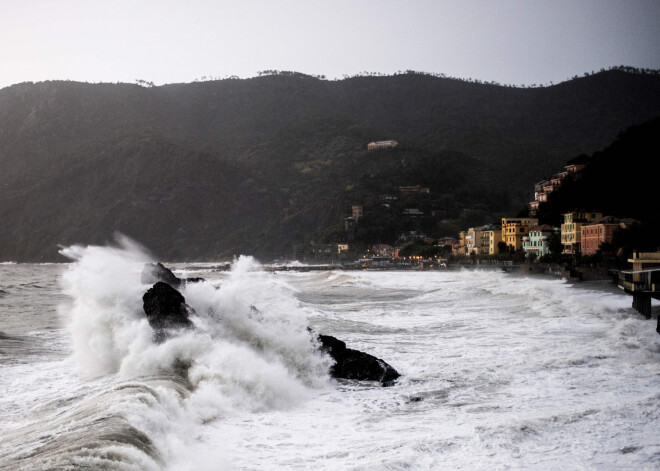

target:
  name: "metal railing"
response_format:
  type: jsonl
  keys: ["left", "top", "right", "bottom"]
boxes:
{"left": 619, "top": 268, "right": 660, "bottom": 292}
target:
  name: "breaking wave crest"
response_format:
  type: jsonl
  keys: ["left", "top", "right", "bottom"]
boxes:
{"left": 5, "top": 238, "right": 330, "bottom": 470}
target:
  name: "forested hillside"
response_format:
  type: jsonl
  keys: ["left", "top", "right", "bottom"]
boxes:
{"left": 535, "top": 117, "right": 660, "bottom": 227}
{"left": 1, "top": 69, "right": 659, "bottom": 261}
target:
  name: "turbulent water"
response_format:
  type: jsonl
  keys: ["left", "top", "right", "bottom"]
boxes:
{"left": 1, "top": 242, "right": 659, "bottom": 470}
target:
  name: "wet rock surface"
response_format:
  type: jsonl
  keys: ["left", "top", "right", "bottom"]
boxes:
{"left": 318, "top": 334, "right": 400, "bottom": 386}
{"left": 141, "top": 262, "right": 204, "bottom": 287}
{"left": 140, "top": 264, "right": 400, "bottom": 384}
{"left": 142, "top": 281, "right": 194, "bottom": 341}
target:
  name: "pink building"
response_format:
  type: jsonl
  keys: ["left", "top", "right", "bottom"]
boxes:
{"left": 580, "top": 216, "right": 637, "bottom": 255}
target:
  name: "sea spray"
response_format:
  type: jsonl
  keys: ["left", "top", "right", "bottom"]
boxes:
{"left": 55, "top": 240, "right": 330, "bottom": 469}
{"left": 60, "top": 236, "right": 153, "bottom": 375}
{"left": 3, "top": 260, "right": 659, "bottom": 469}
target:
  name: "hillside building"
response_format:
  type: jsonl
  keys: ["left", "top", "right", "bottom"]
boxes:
{"left": 352, "top": 205, "right": 363, "bottom": 222}
{"left": 551, "top": 171, "right": 568, "bottom": 186}
{"left": 565, "top": 156, "right": 589, "bottom": 179}
{"left": 399, "top": 185, "right": 430, "bottom": 195}
{"left": 528, "top": 156, "right": 589, "bottom": 216}
{"left": 367, "top": 140, "right": 398, "bottom": 150}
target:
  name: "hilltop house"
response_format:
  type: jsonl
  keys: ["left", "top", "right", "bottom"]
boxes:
{"left": 367, "top": 140, "right": 398, "bottom": 150}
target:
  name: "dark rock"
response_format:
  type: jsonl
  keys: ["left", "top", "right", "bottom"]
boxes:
{"left": 318, "top": 334, "right": 347, "bottom": 358}
{"left": 183, "top": 277, "right": 205, "bottom": 284}
{"left": 142, "top": 282, "right": 194, "bottom": 341}
{"left": 317, "top": 334, "right": 400, "bottom": 386}
{"left": 141, "top": 262, "right": 205, "bottom": 287}
{"left": 142, "top": 263, "right": 182, "bottom": 287}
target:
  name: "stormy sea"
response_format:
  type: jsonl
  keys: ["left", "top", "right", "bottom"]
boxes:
{"left": 1, "top": 239, "right": 659, "bottom": 470}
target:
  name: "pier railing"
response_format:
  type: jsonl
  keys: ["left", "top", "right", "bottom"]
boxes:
{"left": 618, "top": 268, "right": 660, "bottom": 293}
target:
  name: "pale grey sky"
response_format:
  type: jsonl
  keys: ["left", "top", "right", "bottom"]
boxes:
{"left": 1, "top": 0, "right": 659, "bottom": 90}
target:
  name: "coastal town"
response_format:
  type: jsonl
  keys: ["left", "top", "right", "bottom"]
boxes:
{"left": 296, "top": 141, "right": 638, "bottom": 267}
{"left": 291, "top": 140, "right": 660, "bottom": 326}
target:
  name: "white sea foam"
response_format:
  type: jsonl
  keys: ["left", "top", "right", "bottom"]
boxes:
{"left": 2, "top": 253, "right": 658, "bottom": 470}
{"left": 53, "top": 240, "right": 330, "bottom": 469}
{"left": 203, "top": 269, "right": 660, "bottom": 470}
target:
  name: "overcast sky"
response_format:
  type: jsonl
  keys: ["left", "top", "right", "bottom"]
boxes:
{"left": 1, "top": 0, "right": 659, "bottom": 90}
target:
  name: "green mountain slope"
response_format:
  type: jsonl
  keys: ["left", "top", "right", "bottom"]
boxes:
{"left": 1, "top": 69, "right": 659, "bottom": 261}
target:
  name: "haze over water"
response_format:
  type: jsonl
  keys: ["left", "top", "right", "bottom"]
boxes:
{"left": 0, "top": 244, "right": 659, "bottom": 469}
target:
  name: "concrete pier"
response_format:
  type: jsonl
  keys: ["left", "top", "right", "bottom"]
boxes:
{"left": 632, "top": 294, "right": 652, "bottom": 319}
{"left": 618, "top": 252, "right": 660, "bottom": 333}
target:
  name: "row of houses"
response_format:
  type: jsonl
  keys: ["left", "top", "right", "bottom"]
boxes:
{"left": 528, "top": 156, "right": 589, "bottom": 216}
{"left": 455, "top": 212, "right": 638, "bottom": 258}
{"left": 296, "top": 232, "right": 458, "bottom": 263}
{"left": 452, "top": 154, "right": 637, "bottom": 258}
{"left": 455, "top": 217, "right": 540, "bottom": 256}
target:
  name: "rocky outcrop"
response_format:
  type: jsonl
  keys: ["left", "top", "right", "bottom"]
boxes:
{"left": 139, "top": 264, "right": 400, "bottom": 384}
{"left": 318, "top": 334, "right": 400, "bottom": 386}
{"left": 142, "top": 281, "right": 194, "bottom": 341}
{"left": 141, "top": 262, "right": 204, "bottom": 287}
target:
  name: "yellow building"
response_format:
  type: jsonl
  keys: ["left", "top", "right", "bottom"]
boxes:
{"left": 453, "top": 231, "right": 468, "bottom": 256}
{"left": 484, "top": 227, "right": 503, "bottom": 254}
{"left": 561, "top": 211, "right": 603, "bottom": 254}
{"left": 501, "top": 218, "right": 539, "bottom": 251}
